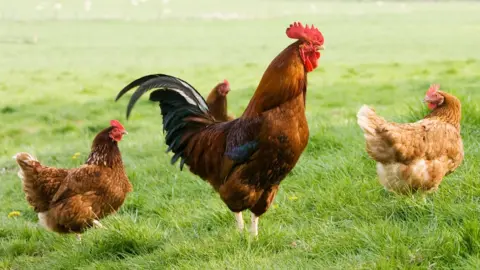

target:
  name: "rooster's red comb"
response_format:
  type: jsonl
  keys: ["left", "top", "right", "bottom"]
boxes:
{"left": 426, "top": 84, "right": 440, "bottom": 96}
{"left": 110, "top": 120, "right": 125, "bottom": 130}
{"left": 286, "top": 22, "right": 324, "bottom": 45}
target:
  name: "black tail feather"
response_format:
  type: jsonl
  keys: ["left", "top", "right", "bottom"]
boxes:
{"left": 116, "top": 74, "right": 215, "bottom": 169}
{"left": 115, "top": 74, "right": 161, "bottom": 102}
{"left": 115, "top": 73, "right": 209, "bottom": 119}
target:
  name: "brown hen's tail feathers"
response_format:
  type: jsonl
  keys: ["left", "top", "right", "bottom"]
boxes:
{"left": 13, "top": 152, "right": 38, "bottom": 180}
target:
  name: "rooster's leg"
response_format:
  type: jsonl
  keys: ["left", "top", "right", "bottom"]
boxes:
{"left": 234, "top": 212, "right": 244, "bottom": 232}
{"left": 250, "top": 213, "right": 259, "bottom": 237}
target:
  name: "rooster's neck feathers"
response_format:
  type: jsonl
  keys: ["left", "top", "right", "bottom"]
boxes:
{"left": 243, "top": 41, "right": 306, "bottom": 117}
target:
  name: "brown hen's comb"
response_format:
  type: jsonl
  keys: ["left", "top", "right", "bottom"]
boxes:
{"left": 286, "top": 22, "right": 324, "bottom": 45}
{"left": 426, "top": 84, "right": 440, "bottom": 96}
{"left": 110, "top": 120, "right": 125, "bottom": 130}
{"left": 223, "top": 79, "right": 229, "bottom": 86}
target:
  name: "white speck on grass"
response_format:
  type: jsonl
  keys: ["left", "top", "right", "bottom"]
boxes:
{"left": 35, "top": 3, "right": 45, "bottom": 11}
{"left": 199, "top": 12, "right": 243, "bottom": 20}
{"left": 162, "top": 8, "right": 172, "bottom": 15}
{"left": 84, "top": 0, "right": 92, "bottom": 12}
{"left": 53, "top": 3, "right": 62, "bottom": 10}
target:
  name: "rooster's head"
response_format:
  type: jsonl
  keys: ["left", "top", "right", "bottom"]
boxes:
{"left": 286, "top": 22, "right": 325, "bottom": 72}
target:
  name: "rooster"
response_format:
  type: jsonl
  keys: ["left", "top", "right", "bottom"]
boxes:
{"left": 206, "top": 79, "right": 234, "bottom": 122}
{"left": 115, "top": 22, "right": 324, "bottom": 236}
{"left": 13, "top": 120, "right": 132, "bottom": 239}
{"left": 357, "top": 84, "right": 463, "bottom": 194}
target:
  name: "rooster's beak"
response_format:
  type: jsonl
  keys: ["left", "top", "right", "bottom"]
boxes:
{"left": 318, "top": 45, "right": 325, "bottom": 50}
{"left": 122, "top": 131, "right": 128, "bottom": 135}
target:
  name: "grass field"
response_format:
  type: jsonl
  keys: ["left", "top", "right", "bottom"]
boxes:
{"left": 1, "top": 0, "right": 480, "bottom": 269}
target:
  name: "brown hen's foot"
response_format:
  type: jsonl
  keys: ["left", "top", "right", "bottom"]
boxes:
{"left": 234, "top": 212, "right": 244, "bottom": 232}
{"left": 76, "top": 234, "right": 82, "bottom": 241}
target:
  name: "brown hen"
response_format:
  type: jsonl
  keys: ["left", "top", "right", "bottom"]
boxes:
{"left": 206, "top": 79, "right": 234, "bottom": 122}
{"left": 14, "top": 120, "right": 132, "bottom": 239}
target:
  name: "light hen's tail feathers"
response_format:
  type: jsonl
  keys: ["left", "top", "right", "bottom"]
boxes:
{"left": 357, "top": 105, "right": 387, "bottom": 136}
{"left": 357, "top": 105, "right": 397, "bottom": 163}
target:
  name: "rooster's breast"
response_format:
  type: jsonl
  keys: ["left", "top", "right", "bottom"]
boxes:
{"left": 250, "top": 94, "right": 309, "bottom": 186}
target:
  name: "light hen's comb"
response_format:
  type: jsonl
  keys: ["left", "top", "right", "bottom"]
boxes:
{"left": 286, "top": 22, "right": 324, "bottom": 45}
{"left": 426, "top": 84, "right": 440, "bottom": 96}
{"left": 110, "top": 119, "right": 125, "bottom": 130}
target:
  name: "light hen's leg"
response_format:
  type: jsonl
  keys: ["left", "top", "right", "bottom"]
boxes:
{"left": 234, "top": 212, "right": 244, "bottom": 232}
{"left": 92, "top": 219, "right": 104, "bottom": 229}
{"left": 250, "top": 213, "right": 259, "bottom": 237}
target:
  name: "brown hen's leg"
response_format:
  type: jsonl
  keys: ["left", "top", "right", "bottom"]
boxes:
{"left": 76, "top": 234, "right": 82, "bottom": 241}
{"left": 234, "top": 212, "right": 244, "bottom": 232}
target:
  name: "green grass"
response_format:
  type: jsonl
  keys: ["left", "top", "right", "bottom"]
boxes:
{"left": 1, "top": 0, "right": 480, "bottom": 269}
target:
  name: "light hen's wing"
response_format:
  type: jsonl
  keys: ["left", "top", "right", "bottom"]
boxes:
{"left": 369, "top": 119, "right": 462, "bottom": 164}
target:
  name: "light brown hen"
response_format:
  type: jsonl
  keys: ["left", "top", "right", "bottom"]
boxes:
{"left": 357, "top": 84, "right": 463, "bottom": 193}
